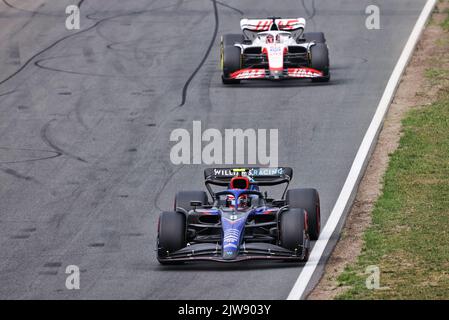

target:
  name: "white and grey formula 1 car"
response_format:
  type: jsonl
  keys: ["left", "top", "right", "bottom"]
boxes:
{"left": 220, "top": 17, "right": 330, "bottom": 84}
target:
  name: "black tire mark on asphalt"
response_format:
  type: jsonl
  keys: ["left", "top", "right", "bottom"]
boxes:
{"left": 4, "top": 1, "right": 87, "bottom": 71}
{"left": 74, "top": 93, "right": 90, "bottom": 131}
{"left": 0, "top": 147, "right": 61, "bottom": 164}
{"left": 11, "top": 234, "right": 30, "bottom": 240}
{"left": 0, "top": 3, "right": 186, "bottom": 89}
{"left": 301, "top": 0, "right": 316, "bottom": 20}
{"left": 34, "top": 56, "right": 119, "bottom": 78}
{"left": 216, "top": 0, "right": 244, "bottom": 15}
{"left": 179, "top": 0, "right": 219, "bottom": 107}
{"left": 2, "top": 2, "right": 212, "bottom": 286}
{"left": 40, "top": 120, "right": 88, "bottom": 163}
{"left": 153, "top": 164, "right": 185, "bottom": 212}
{"left": 43, "top": 262, "right": 62, "bottom": 268}
{"left": 2, "top": 0, "right": 58, "bottom": 17}
{"left": 0, "top": 19, "right": 104, "bottom": 88}
{"left": 0, "top": 168, "right": 38, "bottom": 183}
{"left": 0, "top": 90, "right": 15, "bottom": 97}
{"left": 14, "top": 3, "right": 41, "bottom": 34}
{"left": 2, "top": 0, "right": 85, "bottom": 16}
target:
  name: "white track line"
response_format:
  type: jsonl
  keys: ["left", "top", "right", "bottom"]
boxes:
{"left": 287, "top": 0, "right": 437, "bottom": 300}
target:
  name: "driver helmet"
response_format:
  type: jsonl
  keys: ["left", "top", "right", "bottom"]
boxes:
{"left": 225, "top": 195, "right": 236, "bottom": 208}
{"left": 238, "top": 194, "right": 250, "bottom": 209}
{"left": 226, "top": 194, "right": 250, "bottom": 210}
{"left": 266, "top": 34, "right": 274, "bottom": 44}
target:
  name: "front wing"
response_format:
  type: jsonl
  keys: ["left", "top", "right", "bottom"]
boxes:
{"left": 157, "top": 242, "right": 308, "bottom": 263}
{"left": 229, "top": 67, "right": 324, "bottom": 80}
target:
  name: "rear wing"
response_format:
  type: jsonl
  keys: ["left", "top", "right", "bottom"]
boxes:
{"left": 240, "top": 18, "right": 306, "bottom": 32}
{"left": 204, "top": 167, "right": 293, "bottom": 186}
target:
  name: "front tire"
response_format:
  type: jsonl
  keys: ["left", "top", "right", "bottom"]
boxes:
{"left": 310, "top": 43, "right": 330, "bottom": 82}
{"left": 221, "top": 45, "right": 242, "bottom": 84}
{"left": 157, "top": 211, "right": 186, "bottom": 264}
{"left": 222, "top": 34, "right": 244, "bottom": 47}
{"left": 279, "top": 208, "right": 309, "bottom": 260}
{"left": 286, "top": 188, "right": 321, "bottom": 240}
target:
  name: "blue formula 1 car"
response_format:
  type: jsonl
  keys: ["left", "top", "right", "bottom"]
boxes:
{"left": 156, "top": 167, "right": 321, "bottom": 264}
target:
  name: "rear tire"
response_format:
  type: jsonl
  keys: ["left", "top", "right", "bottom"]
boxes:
{"left": 221, "top": 45, "right": 242, "bottom": 84}
{"left": 303, "top": 32, "right": 326, "bottom": 43}
{"left": 222, "top": 34, "right": 244, "bottom": 47}
{"left": 279, "top": 208, "right": 309, "bottom": 260}
{"left": 174, "top": 191, "right": 208, "bottom": 212}
{"left": 310, "top": 43, "right": 330, "bottom": 82}
{"left": 286, "top": 188, "right": 321, "bottom": 240}
{"left": 157, "top": 211, "right": 186, "bottom": 264}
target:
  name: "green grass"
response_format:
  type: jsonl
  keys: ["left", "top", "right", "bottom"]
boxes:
{"left": 425, "top": 68, "right": 448, "bottom": 85}
{"left": 335, "top": 8, "right": 449, "bottom": 299}
{"left": 442, "top": 9, "right": 449, "bottom": 31}
{"left": 336, "top": 95, "right": 449, "bottom": 299}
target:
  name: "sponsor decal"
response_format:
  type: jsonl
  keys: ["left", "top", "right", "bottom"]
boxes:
{"left": 241, "top": 19, "right": 273, "bottom": 31}
{"left": 287, "top": 67, "right": 323, "bottom": 78}
{"left": 223, "top": 229, "right": 240, "bottom": 249}
{"left": 255, "top": 20, "right": 272, "bottom": 31}
{"left": 231, "top": 68, "right": 322, "bottom": 79}
{"left": 276, "top": 18, "right": 306, "bottom": 31}
{"left": 231, "top": 69, "right": 266, "bottom": 80}
{"left": 240, "top": 18, "right": 305, "bottom": 32}
{"left": 212, "top": 167, "right": 285, "bottom": 177}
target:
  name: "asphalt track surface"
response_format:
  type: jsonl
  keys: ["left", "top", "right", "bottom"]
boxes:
{"left": 0, "top": 0, "right": 428, "bottom": 299}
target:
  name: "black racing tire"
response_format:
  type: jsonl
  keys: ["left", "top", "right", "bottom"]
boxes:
{"left": 174, "top": 191, "right": 208, "bottom": 212}
{"left": 157, "top": 211, "right": 186, "bottom": 264}
{"left": 279, "top": 208, "right": 309, "bottom": 260}
{"left": 221, "top": 45, "right": 242, "bottom": 84}
{"left": 303, "top": 32, "right": 326, "bottom": 43}
{"left": 286, "top": 188, "right": 321, "bottom": 240}
{"left": 310, "top": 43, "right": 330, "bottom": 82}
{"left": 222, "top": 34, "right": 244, "bottom": 47}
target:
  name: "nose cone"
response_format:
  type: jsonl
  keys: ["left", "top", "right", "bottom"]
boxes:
{"left": 222, "top": 228, "right": 240, "bottom": 260}
{"left": 222, "top": 247, "right": 239, "bottom": 260}
{"left": 221, "top": 215, "right": 246, "bottom": 260}
{"left": 269, "top": 69, "right": 283, "bottom": 79}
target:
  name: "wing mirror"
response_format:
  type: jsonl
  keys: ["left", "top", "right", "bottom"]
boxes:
{"left": 190, "top": 201, "right": 202, "bottom": 208}
{"left": 272, "top": 199, "right": 286, "bottom": 207}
